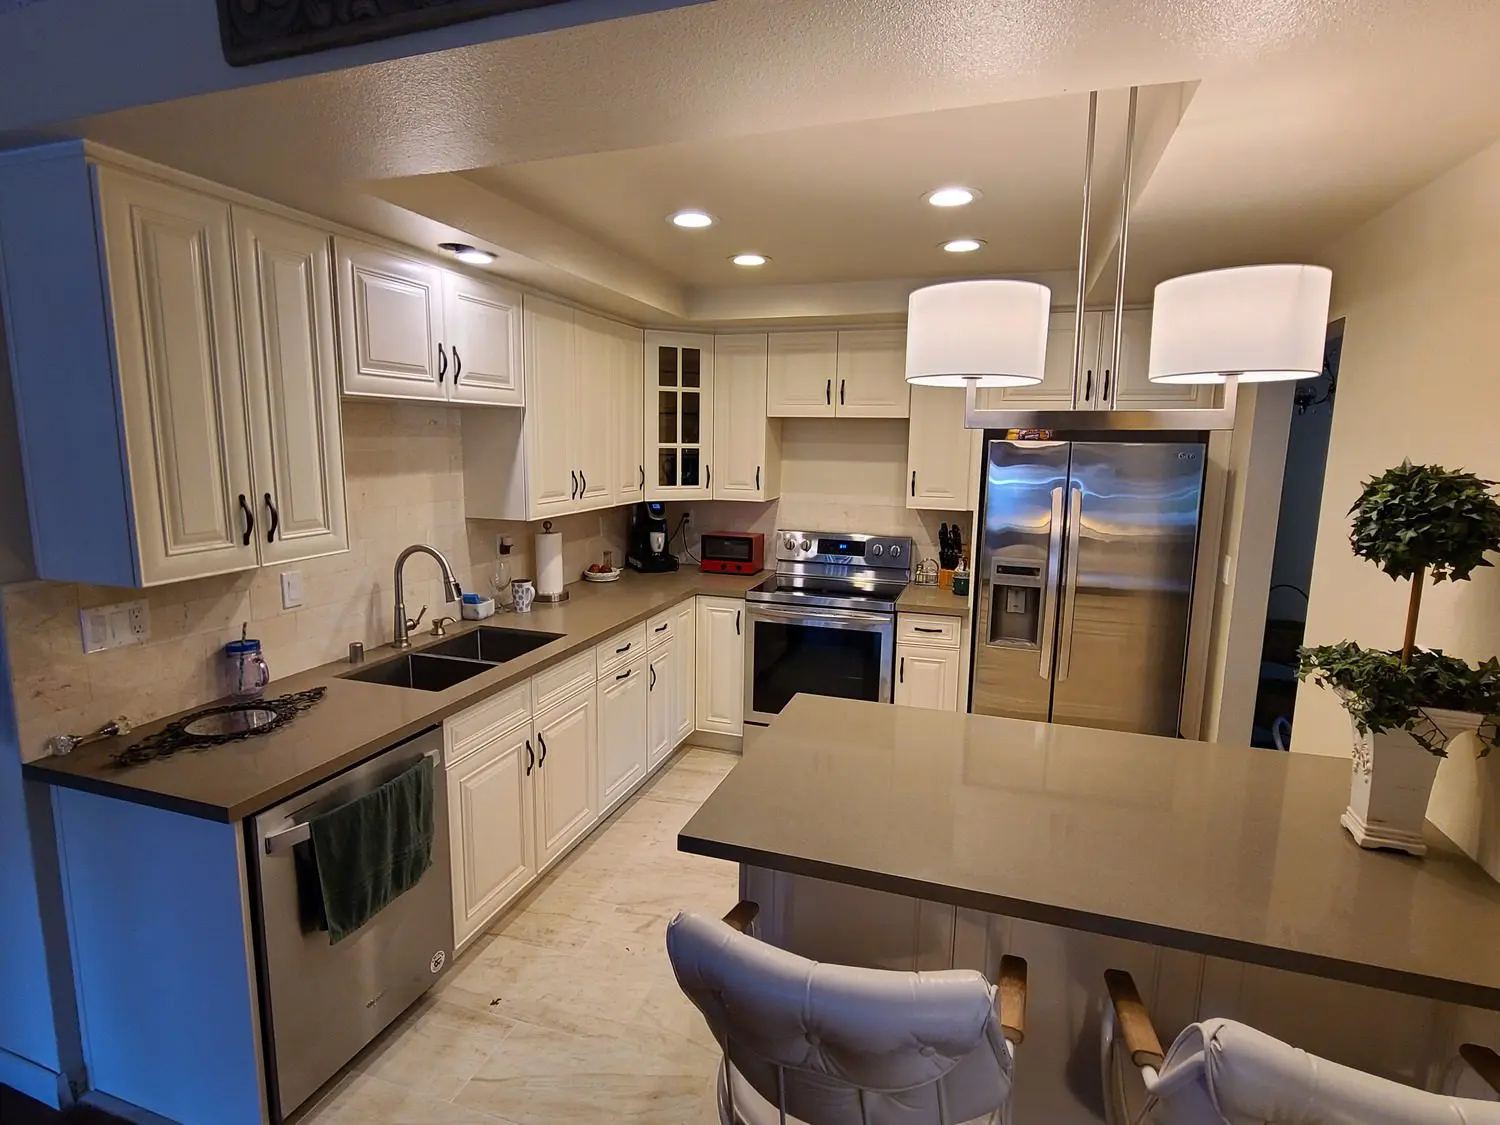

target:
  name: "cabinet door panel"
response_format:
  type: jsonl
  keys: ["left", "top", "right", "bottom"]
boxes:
{"left": 713, "top": 334, "right": 769, "bottom": 500}
{"left": 645, "top": 332, "right": 714, "bottom": 500}
{"left": 836, "top": 329, "right": 909, "bottom": 418}
{"left": 696, "top": 597, "right": 744, "bottom": 736}
{"left": 767, "top": 331, "right": 838, "bottom": 417}
{"left": 613, "top": 324, "right": 645, "bottom": 505}
{"left": 894, "top": 647, "right": 960, "bottom": 711}
{"left": 522, "top": 296, "right": 579, "bottom": 518}
{"left": 1104, "top": 309, "right": 1212, "bottom": 410}
{"left": 673, "top": 599, "right": 697, "bottom": 746}
{"left": 445, "top": 272, "right": 523, "bottom": 406}
{"left": 978, "top": 311, "right": 1091, "bottom": 409}
{"left": 97, "top": 169, "right": 259, "bottom": 583}
{"left": 336, "top": 240, "right": 445, "bottom": 400}
{"left": 449, "top": 727, "right": 536, "bottom": 948}
{"left": 233, "top": 209, "right": 348, "bottom": 566}
{"left": 599, "top": 657, "right": 649, "bottom": 811}
{"left": 573, "top": 312, "right": 614, "bottom": 508}
{"left": 534, "top": 687, "right": 598, "bottom": 866}
{"left": 648, "top": 643, "right": 675, "bottom": 769}
{"left": 907, "top": 386, "right": 978, "bottom": 512}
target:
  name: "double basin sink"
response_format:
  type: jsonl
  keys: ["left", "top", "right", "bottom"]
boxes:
{"left": 344, "top": 627, "right": 564, "bottom": 692}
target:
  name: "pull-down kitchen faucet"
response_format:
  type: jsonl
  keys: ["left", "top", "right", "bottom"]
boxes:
{"left": 393, "top": 544, "right": 463, "bottom": 649}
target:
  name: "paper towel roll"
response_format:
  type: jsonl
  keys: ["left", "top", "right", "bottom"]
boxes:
{"left": 536, "top": 528, "right": 566, "bottom": 601}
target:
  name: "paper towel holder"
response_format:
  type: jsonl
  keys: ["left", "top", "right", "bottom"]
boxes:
{"left": 535, "top": 519, "right": 570, "bottom": 604}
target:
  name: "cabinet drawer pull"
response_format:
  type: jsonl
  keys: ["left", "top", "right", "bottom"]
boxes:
{"left": 264, "top": 493, "right": 279, "bottom": 543}
{"left": 438, "top": 342, "right": 448, "bottom": 383}
{"left": 616, "top": 642, "right": 632, "bottom": 654}
{"left": 615, "top": 668, "right": 631, "bottom": 681}
{"left": 238, "top": 494, "right": 254, "bottom": 547}
{"left": 537, "top": 732, "right": 547, "bottom": 765}
{"left": 654, "top": 623, "right": 669, "bottom": 633}
{"left": 525, "top": 739, "right": 534, "bottom": 775}
{"left": 453, "top": 346, "right": 462, "bottom": 383}
{"left": 914, "top": 626, "right": 944, "bottom": 634}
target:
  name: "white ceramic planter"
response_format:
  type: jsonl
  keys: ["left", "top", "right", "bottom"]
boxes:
{"left": 1340, "top": 709, "right": 1483, "bottom": 856}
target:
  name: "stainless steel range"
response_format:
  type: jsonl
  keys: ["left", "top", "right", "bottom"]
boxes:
{"left": 744, "top": 530, "right": 912, "bottom": 726}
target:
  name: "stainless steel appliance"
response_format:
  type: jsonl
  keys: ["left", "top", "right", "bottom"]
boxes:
{"left": 745, "top": 531, "right": 911, "bottom": 727}
{"left": 971, "top": 436, "right": 1205, "bottom": 736}
{"left": 249, "top": 725, "right": 452, "bottom": 1121}
{"left": 627, "top": 501, "right": 679, "bottom": 572}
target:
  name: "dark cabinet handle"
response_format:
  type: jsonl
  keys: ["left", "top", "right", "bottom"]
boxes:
{"left": 453, "top": 346, "right": 462, "bottom": 383}
{"left": 706, "top": 465, "right": 711, "bottom": 487}
{"left": 911, "top": 471, "right": 916, "bottom": 497}
{"left": 900, "top": 657, "right": 905, "bottom": 684}
{"left": 238, "top": 494, "right": 254, "bottom": 546}
{"left": 537, "top": 732, "right": 547, "bottom": 765}
{"left": 570, "top": 470, "right": 578, "bottom": 499}
{"left": 639, "top": 465, "right": 645, "bottom": 489}
{"left": 650, "top": 664, "right": 657, "bottom": 690}
{"left": 616, "top": 642, "right": 632, "bottom": 654}
{"left": 579, "top": 470, "right": 587, "bottom": 495}
{"left": 735, "top": 609, "right": 741, "bottom": 636}
{"left": 525, "top": 739, "right": 534, "bottom": 775}
{"left": 438, "top": 343, "right": 447, "bottom": 383}
{"left": 755, "top": 466, "right": 760, "bottom": 491}
{"left": 825, "top": 378, "right": 831, "bottom": 405}
{"left": 1083, "top": 369, "right": 1093, "bottom": 402}
{"left": 1102, "top": 369, "right": 1112, "bottom": 405}
{"left": 840, "top": 379, "right": 845, "bottom": 406}
{"left": 615, "top": 668, "right": 631, "bottom": 681}
{"left": 654, "top": 623, "right": 669, "bottom": 633}
{"left": 264, "top": 493, "right": 279, "bottom": 543}
{"left": 914, "top": 626, "right": 943, "bottom": 634}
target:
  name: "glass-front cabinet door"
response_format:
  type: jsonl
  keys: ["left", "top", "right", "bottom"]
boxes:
{"left": 644, "top": 331, "right": 714, "bottom": 501}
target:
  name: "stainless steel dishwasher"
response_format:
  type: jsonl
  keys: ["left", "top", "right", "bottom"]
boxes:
{"left": 248, "top": 724, "right": 452, "bottom": 1121}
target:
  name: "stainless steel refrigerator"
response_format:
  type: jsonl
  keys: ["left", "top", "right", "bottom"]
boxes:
{"left": 970, "top": 436, "right": 1206, "bottom": 736}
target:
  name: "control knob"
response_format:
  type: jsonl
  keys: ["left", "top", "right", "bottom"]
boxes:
{"left": 890, "top": 544, "right": 903, "bottom": 558}
{"left": 869, "top": 543, "right": 884, "bottom": 557}
{"left": 799, "top": 539, "right": 812, "bottom": 551}
{"left": 783, "top": 535, "right": 797, "bottom": 551}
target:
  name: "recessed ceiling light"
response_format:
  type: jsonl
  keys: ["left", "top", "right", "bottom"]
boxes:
{"left": 669, "top": 210, "right": 715, "bottom": 229}
{"left": 942, "top": 238, "right": 986, "bottom": 254}
{"left": 731, "top": 253, "right": 768, "bottom": 267}
{"left": 438, "top": 242, "right": 495, "bottom": 265}
{"left": 926, "top": 186, "right": 979, "bottom": 208}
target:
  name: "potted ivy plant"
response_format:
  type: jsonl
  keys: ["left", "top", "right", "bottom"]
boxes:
{"left": 1299, "top": 460, "right": 1500, "bottom": 855}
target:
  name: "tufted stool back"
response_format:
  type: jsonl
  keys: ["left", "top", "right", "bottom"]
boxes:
{"left": 667, "top": 910, "right": 1014, "bottom": 1125}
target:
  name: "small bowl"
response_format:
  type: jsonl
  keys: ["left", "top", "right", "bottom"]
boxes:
{"left": 581, "top": 568, "right": 623, "bottom": 583}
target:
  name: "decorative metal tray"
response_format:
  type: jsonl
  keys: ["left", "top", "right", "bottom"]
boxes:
{"left": 111, "top": 687, "right": 327, "bottom": 768}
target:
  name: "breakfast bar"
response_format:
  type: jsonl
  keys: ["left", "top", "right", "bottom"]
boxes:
{"left": 679, "top": 697, "right": 1500, "bottom": 1121}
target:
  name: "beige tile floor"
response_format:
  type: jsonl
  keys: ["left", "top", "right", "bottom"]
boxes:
{"left": 297, "top": 747, "right": 738, "bottom": 1125}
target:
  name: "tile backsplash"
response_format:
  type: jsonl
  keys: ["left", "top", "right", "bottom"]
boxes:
{"left": 1, "top": 400, "right": 625, "bottom": 763}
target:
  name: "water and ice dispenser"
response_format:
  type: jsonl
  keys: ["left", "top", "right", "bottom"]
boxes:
{"left": 986, "top": 556, "right": 1045, "bottom": 648}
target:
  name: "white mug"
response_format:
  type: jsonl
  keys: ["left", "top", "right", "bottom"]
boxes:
{"left": 512, "top": 578, "right": 536, "bottom": 613}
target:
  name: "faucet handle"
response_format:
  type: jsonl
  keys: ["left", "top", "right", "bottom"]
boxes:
{"left": 431, "top": 616, "right": 456, "bottom": 637}
{"left": 406, "top": 605, "right": 427, "bottom": 633}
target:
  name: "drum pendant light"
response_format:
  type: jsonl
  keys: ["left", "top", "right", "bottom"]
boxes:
{"left": 1147, "top": 264, "right": 1333, "bottom": 383}
{"left": 904, "top": 279, "right": 1051, "bottom": 387}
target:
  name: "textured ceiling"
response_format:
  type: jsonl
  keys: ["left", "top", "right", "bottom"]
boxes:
{"left": 64, "top": 0, "right": 1500, "bottom": 323}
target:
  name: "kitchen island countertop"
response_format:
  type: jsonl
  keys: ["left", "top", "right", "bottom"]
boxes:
{"left": 680, "top": 696, "right": 1500, "bottom": 1010}
{"left": 26, "top": 570, "right": 763, "bottom": 822}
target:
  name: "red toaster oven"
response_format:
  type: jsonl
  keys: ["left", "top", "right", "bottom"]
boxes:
{"left": 699, "top": 531, "right": 764, "bottom": 575}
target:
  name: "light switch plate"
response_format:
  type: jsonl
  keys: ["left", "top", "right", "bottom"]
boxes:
{"left": 80, "top": 599, "right": 149, "bottom": 654}
{"left": 280, "top": 570, "right": 304, "bottom": 610}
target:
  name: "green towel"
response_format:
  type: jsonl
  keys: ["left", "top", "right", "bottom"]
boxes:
{"left": 309, "top": 755, "right": 435, "bottom": 944}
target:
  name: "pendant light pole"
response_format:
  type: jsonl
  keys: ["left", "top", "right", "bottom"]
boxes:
{"left": 1107, "top": 86, "right": 1140, "bottom": 405}
{"left": 1070, "top": 91, "right": 1098, "bottom": 399}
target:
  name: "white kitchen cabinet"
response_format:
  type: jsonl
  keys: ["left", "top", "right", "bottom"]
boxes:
{"left": 647, "top": 640, "right": 676, "bottom": 769}
{"left": 673, "top": 598, "right": 697, "bottom": 746}
{"left": 521, "top": 295, "right": 578, "bottom": 518}
{"left": 835, "top": 329, "right": 910, "bottom": 418}
{"left": 533, "top": 684, "right": 599, "bottom": 867}
{"left": 713, "top": 335, "right": 782, "bottom": 501}
{"left": 696, "top": 597, "right": 745, "bottom": 737}
{"left": 574, "top": 311, "right": 617, "bottom": 507}
{"left": 448, "top": 723, "right": 537, "bottom": 949}
{"left": 598, "top": 653, "right": 649, "bottom": 812}
{"left": 611, "top": 321, "right": 646, "bottom": 505}
{"left": 767, "top": 331, "right": 839, "bottom": 417}
{"left": 443, "top": 271, "right": 524, "bottom": 406}
{"left": 646, "top": 331, "right": 714, "bottom": 500}
{"left": 336, "top": 239, "right": 447, "bottom": 401}
{"left": 95, "top": 169, "right": 263, "bottom": 585}
{"left": 894, "top": 646, "right": 962, "bottom": 711}
{"left": 978, "top": 310, "right": 1089, "bottom": 410}
{"left": 232, "top": 208, "right": 349, "bottom": 566}
{"left": 1105, "top": 309, "right": 1211, "bottom": 409}
{"left": 906, "top": 386, "right": 979, "bottom": 512}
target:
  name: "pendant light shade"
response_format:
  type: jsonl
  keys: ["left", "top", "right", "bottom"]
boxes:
{"left": 905, "top": 280, "right": 1051, "bottom": 387}
{"left": 1148, "top": 264, "right": 1333, "bottom": 384}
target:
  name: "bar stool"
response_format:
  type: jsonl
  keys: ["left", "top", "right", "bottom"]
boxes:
{"left": 667, "top": 901, "right": 1028, "bottom": 1125}
{"left": 1102, "top": 968, "right": 1500, "bottom": 1124}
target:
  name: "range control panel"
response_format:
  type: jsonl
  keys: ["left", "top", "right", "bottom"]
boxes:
{"left": 773, "top": 530, "right": 913, "bottom": 570}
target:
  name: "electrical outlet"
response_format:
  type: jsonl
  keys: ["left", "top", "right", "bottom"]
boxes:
{"left": 280, "top": 570, "right": 304, "bottom": 610}
{"left": 80, "top": 599, "right": 149, "bottom": 654}
{"left": 682, "top": 509, "right": 692, "bottom": 528}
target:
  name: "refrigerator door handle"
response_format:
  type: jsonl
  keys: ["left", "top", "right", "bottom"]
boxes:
{"left": 1057, "top": 484, "right": 1084, "bottom": 680}
{"left": 1038, "top": 485, "right": 1065, "bottom": 678}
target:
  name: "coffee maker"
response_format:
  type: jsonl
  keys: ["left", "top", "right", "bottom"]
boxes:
{"left": 626, "top": 501, "right": 678, "bottom": 573}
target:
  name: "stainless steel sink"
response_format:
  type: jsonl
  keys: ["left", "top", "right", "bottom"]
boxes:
{"left": 422, "top": 627, "right": 563, "bottom": 664}
{"left": 344, "top": 653, "right": 492, "bottom": 692}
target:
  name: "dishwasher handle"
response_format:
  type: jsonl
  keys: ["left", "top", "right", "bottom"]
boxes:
{"left": 263, "top": 745, "right": 442, "bottom": 855}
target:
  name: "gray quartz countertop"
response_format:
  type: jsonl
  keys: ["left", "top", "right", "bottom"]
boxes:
{"left": 895, "top": 584, "right": 970, "bottom": 617}
{"left": 680, "top": 696, "right": 1500, "bottom": 1009}
{"left": 26, "top": 570, "right": 763, "bottom": 822}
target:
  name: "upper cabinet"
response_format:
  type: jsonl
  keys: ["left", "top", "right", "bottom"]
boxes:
{"left": 979, "top": 309, "right": 1211, "bottom": 412}
{"left": 0, "top": 149, "right": 349, "bottom": 587}
{"left": 713, "top": 335, "right": 782, "bottom": 502}
{"left": 767, "top": 330, "right": 909, "bottom": 418}
{"left": 336, "top": 238, "right": 524, "bottom": 408}
{"left": 645, "top": 331, "right": 714, "bottom": 501}
{"left": 610, "top": 320, "right": 646, "bottom": 506}
{"left": 907, "top": 386, "right": 978, "bottom": 512}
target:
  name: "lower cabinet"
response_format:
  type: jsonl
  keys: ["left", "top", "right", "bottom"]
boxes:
{"left": 448, "top": 723, "right": 537, "bottom": 950}
{"left": 894, "top": 646, "right": 962, "bottom": 711}
{"left": 647, "top": 641, "right": 676, "bottom": 769}
{"left": 599, "top": 653, "right": 649, "bottom": 812}
{"left": 673, "top": 599, "right": 697, "bottom": 745}
{"left": 696, "top": 596, "right": 745, "bottom": 736}
{"left": 533, "top": 686, "right": 599, "bottom": 867}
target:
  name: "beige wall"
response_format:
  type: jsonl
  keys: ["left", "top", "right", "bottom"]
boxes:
{"left": 1295, "top": 137, "right": 1500, "bottom": 874}
{"left": 0, "top": 400, "right": 625, "bottom": 764}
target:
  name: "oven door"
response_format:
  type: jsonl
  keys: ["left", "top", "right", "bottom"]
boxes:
{"left": 744, "top": 603, "right": 895, "bottom": 726}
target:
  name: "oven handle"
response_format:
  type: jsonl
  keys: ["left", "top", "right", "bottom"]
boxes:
{"left": 747, "top": 603, "right": 893, "bottom": 629}
{"left": 263, "top": 746, "right": 442, "bottom": 855}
